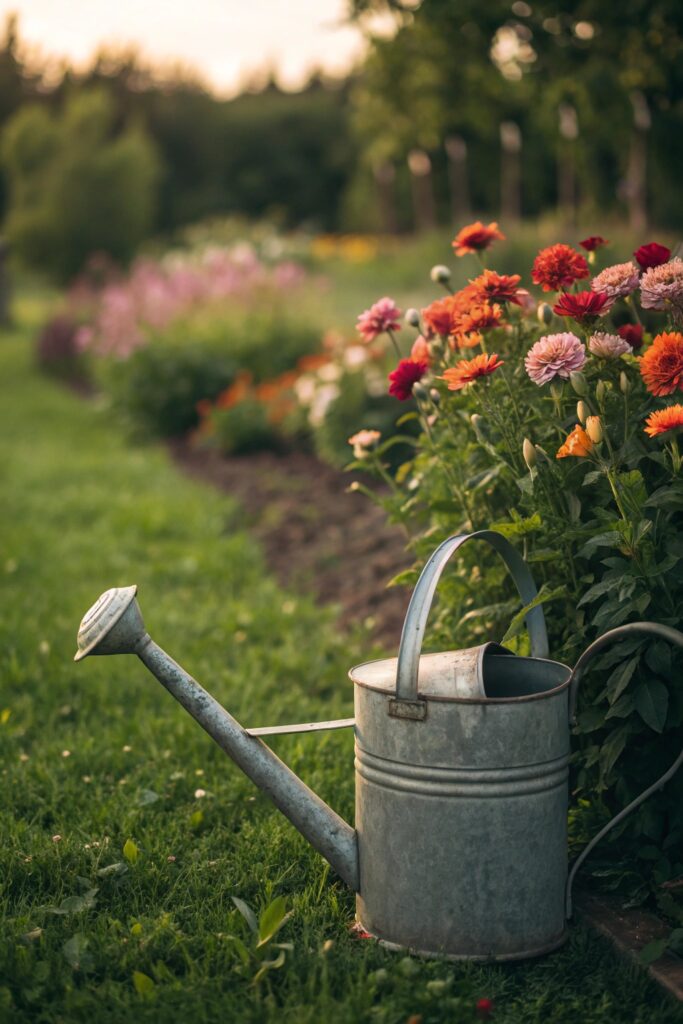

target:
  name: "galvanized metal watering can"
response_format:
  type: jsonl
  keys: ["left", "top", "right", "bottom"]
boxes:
{"left": 75, "top": 530, "right": 683, "bottom": 961}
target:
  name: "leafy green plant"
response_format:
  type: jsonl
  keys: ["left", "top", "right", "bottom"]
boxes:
{"left": 228, "top": 895, "right": 294, "bottom": 985}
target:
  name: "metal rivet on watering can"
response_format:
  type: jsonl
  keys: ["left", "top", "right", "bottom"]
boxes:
{"left": 75, "top": 531, "right": 683, "bottom": 961}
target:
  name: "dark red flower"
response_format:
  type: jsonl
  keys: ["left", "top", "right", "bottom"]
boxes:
{"left": 579, "top": 236, "right": 609, "bottom": 252}
{"left": 532, "top": 244, "right": 590, "bottom": 292}
{"left": 617, "top": 323, "right": 644, "bottom": 349}
{"left": 634, "top": 242, "right": 671, "bottom": 270}
{"left": 553, "top": 290, "right": 612, "bottom": 323}
{"left": 388, "top": 358, "right": 428, "bottom": 400}
{"left": 476, "top": 997, "right": 494, "bottom": 1020}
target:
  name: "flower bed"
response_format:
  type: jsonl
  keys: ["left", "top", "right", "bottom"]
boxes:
{"left": 347, "top": 225, "right": 683, "bottom": 918}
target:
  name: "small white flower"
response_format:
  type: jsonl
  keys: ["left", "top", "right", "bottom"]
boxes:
{"left": 51, "top": 834, "right": 62, "bottom": 843}
{"left": 194, "top": 788, "right": 206, "bottom": 799}
{"left": 61, "top": 750, "right": 71, "bottom": 758}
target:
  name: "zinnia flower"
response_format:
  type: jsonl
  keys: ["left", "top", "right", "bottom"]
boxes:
{"left": 617, "top": 323, "right": 644, "bottom": 349}
{"left": 357, "top": 297, "right": 402, "bottom": 342}
{"left": 579, "top": 236, "right": 609, "bottom": 252}
{"left": 634, "top": 242, "right": 671, "bottom": 270}
{"left": 348, "top": 429, "right": 381, "bottom": 457}
{"left": 469, "top": 269, "right": 522, "bottom": 304}
{"left": 458, "top": 301, "right": 503, "bottom": 336}
{"left": 589, "top": 332, "right": 632, "bottom": 359}
{"left": 591, "top": 262, "right": 640, "bottom": 300}
{"left": 525, "top": 333, "right": 586, "bottom": 386}
{"left": 531, "top": 244, "right": 590, "bottom": 292}
{"left": 644, "top": 404, "right": 683, "bottom": 437}
{"left": 388, "top": 358, "right": 428, "bottom": 400}
{"left": 640, "top": 258, "right": 683, "bottom": 312}
{"left": 556, "top": 424, "right": 594, "bottom": 458}
{"left": 422, "top": 296, "right": 458, "bottom": 338}
{"left": 452, "top": 221, "right": 505, "bottom": 257}
{"left": 640, "top": 332, "right": 683, "bottom": 396}
{"left": 553, "top": 290, "right": 613, "bottom": 323}
{"left": 441, "top": 353, "right": 504, "bottom": 390}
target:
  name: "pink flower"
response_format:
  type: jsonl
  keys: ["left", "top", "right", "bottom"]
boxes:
{"left": 525, "top": 333, "right": 586, "bottom": 386}
{"left": 591, "top": 262, "right": 640, "bottom": 300}
{"left": 588, "top": 332, "right": 632, "bottom": 359}
{"left": 410, "top": 335, "right": 430, "bottom": 363}
{"left": 640, "top": 258, "right": 683, "bottom": 311}
{"left": 356, "top": 297, "right": 402, "bottom": 343}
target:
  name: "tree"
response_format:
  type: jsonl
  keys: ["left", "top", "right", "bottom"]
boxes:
{"left": 1, "top": 88, "right": 160, "bottom": 279}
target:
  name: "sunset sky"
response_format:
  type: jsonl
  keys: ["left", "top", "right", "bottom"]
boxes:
{"left": 1, "top": 0, "right": 379, "bottom": 94}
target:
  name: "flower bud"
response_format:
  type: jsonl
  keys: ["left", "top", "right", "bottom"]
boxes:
{"left": 586, "top": 415, "right": 603, "bottom": 444}
{"left": 412, "top": 381, "right": 428, "bottom": 401}
{"left": 523, "top": 438, "right": 537, "bottom": 470}
{"left": 569, "top": 371, "right": 588, "bottom": 396}
{"left": 537, "top": 303, "right": 554, "bottom": 326}
{"left": 429, "top": 387, "right": 441, "bottom": 407}
{"left": 620, "top": 372, "right": 631, "bottom": 395}
{"left": 596, "top": 380, "right": 607, "bottom": 403}
{"left": 404, "top": 307, "right": 421, "bottom": 327}
{"left": 576, "top": 400, "right": 589, "bottom": 424}
{"left": 430, "top": 264, "right": 451, "bottom": 285}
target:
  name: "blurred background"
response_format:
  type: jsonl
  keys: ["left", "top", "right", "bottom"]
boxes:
{"left": 0, "top": 0, "right": 681, "bottom": 286}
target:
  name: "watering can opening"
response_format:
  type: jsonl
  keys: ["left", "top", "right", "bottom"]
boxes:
{"left": 350, "top": 642, "right": 571, "bottom": 702}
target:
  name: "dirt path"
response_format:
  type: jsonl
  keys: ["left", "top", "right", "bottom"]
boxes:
{"left": 169, "top": 441, "right": 412, "bottom": 649}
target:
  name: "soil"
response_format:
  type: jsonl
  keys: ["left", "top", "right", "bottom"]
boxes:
{"left": 168, "top": 440, "right": 413, "bottom": 649}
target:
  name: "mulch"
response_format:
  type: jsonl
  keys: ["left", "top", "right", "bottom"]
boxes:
{"left": 168, "top": 440, "right": 413, "bottom": 649}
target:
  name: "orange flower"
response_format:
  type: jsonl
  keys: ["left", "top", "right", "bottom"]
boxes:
{"left": 532, "top": 244, "right": 590, "bottom": 292}
{"left": 215, "top": 372, "right": 253, "bottom": 409}
{"left": 556, "top": 424, "right": 593, "bottom": 459}
{"left": 640, "top": 332, "right": 683, "bottom": 396}
{"left": 422, "top": 296, "right": 459, "bottom": 337}
{"left": 297, "top": 352, "right": 330, "bottom": 373}
{"left": 441, "top": 353, "right": 504, "bottom": 390}
{"left": 469, "top": 270, "right": 522, "bottom": 304}
{"left": 644, "top": 404, "right": 683, "bottom": 437}
{"left": 458, "top": 302, "right": 503, "bottom": 335}
{"left": 452, "top": 221, "right": 505, "bottom": 257}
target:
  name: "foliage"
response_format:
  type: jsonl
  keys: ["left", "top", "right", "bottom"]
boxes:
{"left": 1, "top": 298, "right": 680, "bottom": 1022}
{"left": 349, "top": 229, "right": 683, "bottom": 907}
{"left": 0, "top": 88, "right": 159, "bottom": 280}
{"left": 73, "top": 246, "right": 320, "bottom": 437}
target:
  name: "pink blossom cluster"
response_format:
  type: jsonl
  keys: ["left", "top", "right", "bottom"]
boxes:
{"left": 76, "top": 246, "right": 307, "bottom": 358}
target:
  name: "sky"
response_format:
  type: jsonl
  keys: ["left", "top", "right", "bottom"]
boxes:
{"left": 1, "top": 0, "right": 377, "bottom": 95}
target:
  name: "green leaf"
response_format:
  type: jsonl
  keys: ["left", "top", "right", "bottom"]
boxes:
{"left": 132, "top": 971, "right": 155, "bottom": 999}
{"left": 231, "top": 896, "right": 258, "bottom": 936}
{"left": 605, "top": 694, "right": 635, "bottom": 719}
{"left": 257, "top": 896, "right": 290, "bottom": 948}
{"left": 252, "top": 948, "right": 286, "bottom": 985}
{"left": 634, "top": 679, "right": 669, "bottom": 733}
{"left": 501, "top": 584, "right": 567, "bottom": 644}
{"left": 599, "top": 724, "right": 630, "bottom": 778}
{"left": 48, "top": 888, "right": 98, "bottom": 915}
{"left": 579, "top": 531, "right": 622, "bottom": 557}
{"left": 123, "top": 838, "right": 139, "bottom": 864}
{"left": 136, "top": 788, "right": 160, "bottom": 806}
{"left": 62, "top": 934, "right": 93, "bottom": 972}
{"left": 387, "top": 568, "right": 419, "bottom": 588}
{"left": 491, "top": 512, "right": 542, "bottom": 539}
{"left": 97, "top": 862, "right": 127, "bottom": 878}
{"left": 606, "top": 655, "right": 640, "bottom": 704}
{"left": 226, "top": 934, "right": 250, "bottom": 966}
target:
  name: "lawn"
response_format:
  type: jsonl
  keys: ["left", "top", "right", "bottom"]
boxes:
{"left": 1, "top": 293, "right": 682, "bottom": 1023}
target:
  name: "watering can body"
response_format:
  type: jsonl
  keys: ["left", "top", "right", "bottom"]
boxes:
{"left": 75, "top": 530, "right": 683, "bottom": 962}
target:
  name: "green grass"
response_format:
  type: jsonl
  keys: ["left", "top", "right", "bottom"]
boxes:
{"left": 1, "top": 295, "right": 682, "bottom": 1023}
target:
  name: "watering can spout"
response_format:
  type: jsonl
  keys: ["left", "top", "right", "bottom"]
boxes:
{"left": 74, "top": 587, "right": 360, "bottom": 892}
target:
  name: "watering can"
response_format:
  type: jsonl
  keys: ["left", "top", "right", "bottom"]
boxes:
{"left": 74, "top": 530, "right": 683, "bottom": 961}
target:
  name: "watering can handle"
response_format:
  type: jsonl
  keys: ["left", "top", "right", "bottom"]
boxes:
{"left": 565, "top": 621, "right": 683, "bottom": 918}
{"left": 395, "top": 530, "right": 549, "bottom": 703}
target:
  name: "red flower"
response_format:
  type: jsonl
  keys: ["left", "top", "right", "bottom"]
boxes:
{"left": 617, "top": 323, "right": 644, "bottom": 349}
{"left": 441, "top": 353, "right": 504, "bottom": 390}
{"left": 388, "top": 358, "right": 428, "bottom": 400}
{"left": 476, "top": 998, "right": 494, "bottom": 1020}
{"left": 634, "top": 242, "right": 671, "bottom": 270}
{"left": 422, "top": 296, "right": 458, "bottom": 338}
{"left": 532, "top": 244, "right": 590, "bottom": 292}
{"left": 579, "top": 236, "right": 609, "bottom": 252}
{"left": 452, "top": 221, "right": 505, "bottom": 257}
{"left": 640, "top": 332, "right": 683, "bottom": 396}
{"left": 644, "top": 404, "right": 683, "bottom": 438}
{"left": 553, "top": 290, "right": 612, "bottom": 323}
{"left": 469, "top": 269, "right": 522, "bottom": 304}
